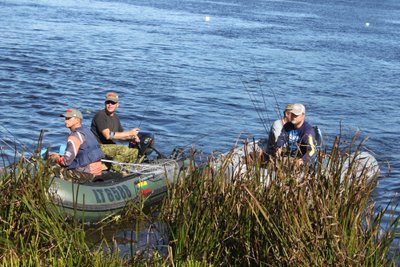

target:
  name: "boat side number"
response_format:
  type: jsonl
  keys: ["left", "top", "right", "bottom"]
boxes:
{"left": 92, "top": 185, "right": 132, "bottom": 203}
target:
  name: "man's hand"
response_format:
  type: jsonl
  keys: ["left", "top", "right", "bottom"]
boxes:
{"left": 49, "top": 153, "right": 65, "bottom": 166}
{"left": 49, "top": 153, "right": 61, "bottom": 162}
{"left": 293, "top": 158, "right": 303, "bottom": 167}
{"left": 276, "top": 147, "right": 282, "bottom": 158}
{"left": 128, "top": 128, "right": 140, "bottom": 142}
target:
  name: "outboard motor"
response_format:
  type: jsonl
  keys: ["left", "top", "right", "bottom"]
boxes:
{"left": 129, "top": 132, "right": 155, "bottom": 158}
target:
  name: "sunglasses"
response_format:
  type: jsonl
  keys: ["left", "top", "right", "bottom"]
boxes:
{"left": 105, "top": 101, "right": 117, "bottom": 105}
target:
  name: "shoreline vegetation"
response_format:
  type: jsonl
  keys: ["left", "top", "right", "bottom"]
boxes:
{"left": 0, "top": 134, "right": 399, "bottom": 266}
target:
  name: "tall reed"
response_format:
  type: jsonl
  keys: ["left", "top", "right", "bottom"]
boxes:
{"left": 0, "top": 133, "right": 398, "bottom": 266}
{"left": 0, "top": 154, "right": 124, "bottom": 266}
{"left": 161, "top": 137, "right": 399, "bottom": 266}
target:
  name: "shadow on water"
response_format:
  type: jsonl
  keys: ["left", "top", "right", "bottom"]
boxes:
{"left": 85, "top": 215, "right": 169, "bottom": 260}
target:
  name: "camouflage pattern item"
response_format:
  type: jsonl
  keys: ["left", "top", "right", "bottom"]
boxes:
{"left": 100, "top": 144, "right": 139, "bottom": 172}
{"left": 50, "top": 164, "right": 94, "bottom": 183}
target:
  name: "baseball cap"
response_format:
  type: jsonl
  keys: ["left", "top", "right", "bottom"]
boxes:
{"left": 60, "top": 108, "right": 83, "bottom": 119}
{"left": 290, "top": 104, "right": 305, "bottom": 115}
{"left": 105, "top": 92, "right": 119, "bottom": 103}
{"left": 284, "top": 104, "right": 294, "bottom": 111}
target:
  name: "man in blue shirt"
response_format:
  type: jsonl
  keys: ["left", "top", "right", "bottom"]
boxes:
{"left": 276, "top": 104, "right": 316, "bottom": 165}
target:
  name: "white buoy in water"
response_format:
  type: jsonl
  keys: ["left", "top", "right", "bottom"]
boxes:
{"left": 365, "top": 22, "right": 370, "bottom": 27}
{"left": 205, "top": 16, "right": 210, "bottom": 22}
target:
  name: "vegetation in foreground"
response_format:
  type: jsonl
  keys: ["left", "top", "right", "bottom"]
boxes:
{"left": 0, "top": 135, "right": 399, "bottom": 266}
{"left": 161, "top": 135, "right": 399, "bottom": 266}
{"left": 0, "top": 156, "right": 124, "bottom": 266}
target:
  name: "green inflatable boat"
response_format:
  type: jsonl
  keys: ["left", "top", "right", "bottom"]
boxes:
{"left": 47, "top": 158, "right": 183, "bottom": 222}
{"left": 41, "top": 132, "right": 187, "bottom": 222}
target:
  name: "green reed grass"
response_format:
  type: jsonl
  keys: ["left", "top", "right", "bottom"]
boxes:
{"left": 0, "top": 155, "right": 125, "bottom": 266}
{"left": 0, "top": 133, "right": 398, "bottom": 266}
{"left": 160, "top": 137, "right": 399, "bottom": 266}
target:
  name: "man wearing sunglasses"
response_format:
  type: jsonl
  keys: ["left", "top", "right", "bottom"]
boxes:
{"left": 91, "top": 92, "right": 140, "bottom": 144}
{"left": 91, "top": 92, "right": 141, "bottom": 171}
{"left": 49, "top": 108, "right": 104, "bottom": 180}
{"left": 276, "top": 103, "right": 316, "bottom": 166}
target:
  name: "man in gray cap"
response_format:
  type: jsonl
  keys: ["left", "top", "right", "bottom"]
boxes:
{"left": 276, "top": 104, "right": 316, "bottom": 165}
{"left": 91, "top": 92, "right": 140, "bottom": 144}
{"left": 91, "top": 92, "right": 141, "bottom": 170}
{"left": 49, "top": 108, "right": 104, "bottom": 179}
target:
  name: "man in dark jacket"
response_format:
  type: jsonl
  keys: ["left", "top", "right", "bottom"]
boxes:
{"left": 276, "top": 104, "right": 316, "bottom": 165}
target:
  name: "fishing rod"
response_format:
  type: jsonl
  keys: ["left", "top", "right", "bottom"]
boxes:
{"left": 228, "top": 63, "right": 270, "bottom": 133}
{"left": 252, "top": 66, "right": 291, "bottom": 132}
{"left": 168, "top": 127, "right": 260, "bottom": 160}
{"left": 230, "top": 62, "right": 275, "bottom": 136}
{"left": 136, "top": 88, "right": 155, "bottom": 129}
{"left": 270, "top": 88, "right": 283, "bottom": 120}
{"left": 101, "top": 158, "right": 177, "bottom": 174}
{"left": 253, "top": 69, "right": 273, "bottom": 130}
{"left": 101, "top": 158, "right": 176, "bottom": 168}
{"left": 0, "top": 125, "right": 30, "bottom": 153}
{"left": 0, "top": 139, "right": 34, "bottom": 165}
{"left": 0, "top": 125, "right": 36, "bottom": 162}
{"left": 240, "top": 77, "right": 270, "bottom": 135}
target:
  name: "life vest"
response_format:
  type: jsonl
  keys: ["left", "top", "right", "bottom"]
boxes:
{"left": 68, "top": 127, "right": 104, "bottom": 169}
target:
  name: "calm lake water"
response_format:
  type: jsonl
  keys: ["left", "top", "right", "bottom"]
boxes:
{"left": 1, "top": 0, "right": 399, "bottom": 257}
